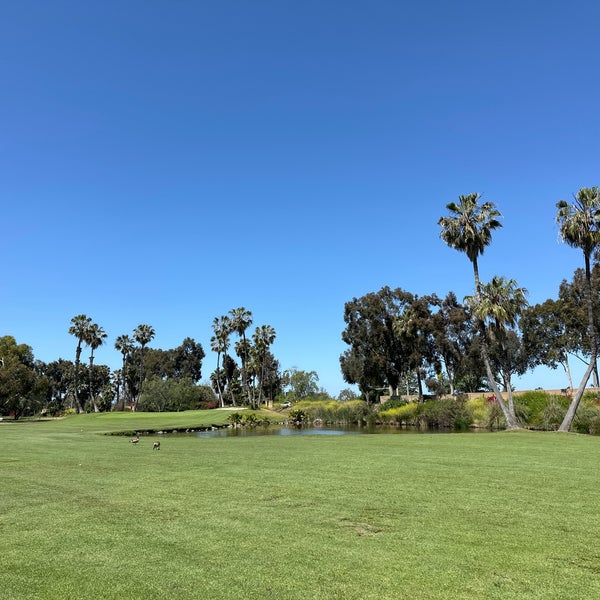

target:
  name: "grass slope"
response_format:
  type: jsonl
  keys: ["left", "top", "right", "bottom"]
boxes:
{"left": 2, "top": 412, "right": 600, "bottom": 599}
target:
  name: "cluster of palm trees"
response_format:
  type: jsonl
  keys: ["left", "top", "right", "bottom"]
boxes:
{"left": 68, "top": 317, "right": 155, "bottom": 412}
{"left": 210, "top": 307, "right": 277, "bottom": 409}
{"left": 438, "top": 187, "right": 600, "bottom": 431}
{"left": 68, "top": 315, "right": 107, "bottom": 413}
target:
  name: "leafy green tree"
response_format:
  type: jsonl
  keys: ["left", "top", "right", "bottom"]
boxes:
{"left": 340, "top": 287, "right": 414, "bottom": 401}
{"left": 0, "top": 336, "right": 41, "bottom": 419}
{"left": 557, "top": 264, "right": 600, "bottom": 386}
{"left": 42, "top": 359, "right": 74, "bottom": 414}
{"left": 68, "top": 314, "right": 92, "bottom": 413}
{"left": 556, "top": 187, "right": 600, "bottom": 431}
{"left": 430, "top": 292, "right": 484, "bottom": 395}
{"left": 338, "top": 388, "right": 359, "bottom": 401}
{"left": 393, "top": 293, "right": 438, "bottom": 401}
{"left": 282, "top": 368, "right": 320, "bottom": 401}
{"left": 520, "top": 298, "right": 576, "bottom": 391}
{"left": 138, "top": 377, "right": 217, "bottom": 412}
{"left": 438, "top": 194, "right": 520, "bottom": 429}
{"left": 172, "top": 337, "right": 204, "bottom": 382}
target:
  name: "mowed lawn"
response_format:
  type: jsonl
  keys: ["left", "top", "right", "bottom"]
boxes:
{"left": 2, "top": 412, "right": 600, "bottom": 599}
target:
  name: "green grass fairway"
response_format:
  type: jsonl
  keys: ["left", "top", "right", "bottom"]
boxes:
{"left": 2, "top": 412, "right": 600, "bottom": 599}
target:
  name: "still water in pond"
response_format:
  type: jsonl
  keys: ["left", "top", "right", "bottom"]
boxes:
{"left": 194, "top": 425, "right": 475, "bottom": 438}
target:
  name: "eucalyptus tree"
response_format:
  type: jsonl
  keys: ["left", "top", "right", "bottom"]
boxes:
{"left": 0, "top": 336, "right": 39, "bottom": 419}
{"left": 438, "top": 194, "right": 521, "bottom": 429}
{"left": 68, "top": 314, "right": 92, "bottom": 413}
{"left": 172, "top": 338, "right": 204, "bottom": 382}
{"left": 430, "top": 292, "right": 480, "bottom": 395}
{"left": 229, "top": 307, "right": 253, "bottom": 403}
{"left": 520, "top": 299, "right": 576, "bottom": 392}
{"left": 556, "top": 187, "right": 600, "bottom": 431}
{"left": 84, "top": 323, "right": 107, "bottom": 412}
{"left": 392, "top": 293, "right": 438, "bottom": 401}
{"left": 211, "top": 316, "right": 231, "bottom": 407}
{"left": 341, "top": 287, "right": 413, "bottom": 400}
{"left": 133, "top": 324, "right": 155, "bottom": 408}
{"left": 252, "top": 324, "right": 276, "bottom": 406}
{"left": 114, "top": 334, "right": 134, "bottom": 410}
{"left": 467, "top": 276, "right": 528, "bottom": 420}
{"left": 557, "top": 264, "right": 600, "bottom": 387}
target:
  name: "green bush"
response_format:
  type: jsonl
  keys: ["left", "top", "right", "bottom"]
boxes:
{"left": 514, "top": 391, "right": 550, "bottom": 427}
{"left": 380, "top": 396, "right": 408, "bottom": 410}
{"left": 540, "top": 399, "right": 565, "bottom": 431}
{"left": 571, "top": 404, "right": 600, "bottom": 434}
{"left": 420, "top": 399, "right": 473, "bottom": 430}
{"left": 290, "top": 399, "right": 369, "bottom": 424}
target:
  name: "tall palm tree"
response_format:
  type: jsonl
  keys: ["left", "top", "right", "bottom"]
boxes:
{"left": 84, "top": 323, "right": 107, "bottom": 412}
{"left": 229, "top": 307, "right": 253, "bottom": 404}
{"left": 211, "top": 315, "right": 231, "bottom": 407}
{"left": 438, "top": 193, "right": 502, "bottom": 290}
{"left": 133, "top": 324, "right": 155, "bottom": 409}
{"left": 114, "top": 334, "right": 134, "bottom": 410}
{"left": 439, "top": 194, "right": 520, "bottom": 429}
{"left": 252, "top": 324, "right": 276, "bottom": 407}
{"left": 467, "top": 276, "right": 528, "bottom": 420}
{"left": 556, "top": 187, "right": 600, "bottom": 431}
{"left": 68, "top": 314, "right": 92, "bottom": 413}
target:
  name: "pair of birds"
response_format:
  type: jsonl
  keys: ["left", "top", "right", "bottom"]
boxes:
{"left": 130, "top": 436, "right": 160, "bottom": 450}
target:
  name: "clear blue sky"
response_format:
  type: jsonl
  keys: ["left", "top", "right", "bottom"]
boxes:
{"left": 2, "top": 1, "right": 599, "bottom": 395}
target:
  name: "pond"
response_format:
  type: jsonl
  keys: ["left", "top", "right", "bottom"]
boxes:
{"left": 193, "top": 424, "right": 478, "bottom": 438}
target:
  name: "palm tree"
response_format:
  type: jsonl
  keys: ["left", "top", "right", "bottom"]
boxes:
{"left": 211, "top": 316, "right": 231, "bottom": 407}
{"left": 438, "top": 193, "right": 502, "bottom": 290}
{"left": 133, "top": 324, "right": 155, "bottom": 409}
{"left": 229, "top": 307, "right": 253, "bottom": 404}
{"left": 114, "top": 334, "right": 134, "bottom": 410}
{"left": 467, "top": 276, "right": 528, "bottom": 420}
{"left": 84, "top": 323, "right": 107, "bottom": 412}
{"left": 68, "top": 314, "right": 92, "bottom": 413}
{"left": 439, "top": 194, "right": 520, "bottom": 429}
{"left": 556, "top": 187, "right": 600, "bottom": 431}
{"left": 252, "top": 324, "right": 276, "bottom": 407}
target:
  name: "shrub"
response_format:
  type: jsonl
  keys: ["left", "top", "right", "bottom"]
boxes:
{"left": 420, "top": 399, "right": 473, "bottom": 430}
{"left": 541, "top": 399, "right": 565, "bottom": 431}
{"left": 380, "top": 396, "right": 408, "bottom": 410}
{"left": 379, "top": 403, "right": 420, "bottom": 426}
{"left": 514, "top": 391, "right": 550, "bottom": 427}
{"left": 227, "top": 412, "right": 243, "bottom": 426}
{"left": 571, "top": 404, "right": 600, "bottom": 434}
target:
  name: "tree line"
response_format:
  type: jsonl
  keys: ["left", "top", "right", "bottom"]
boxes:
{"left": 3, "top": 189, "right": 600, "bottom": 431}
{"left": 0, "top": 305, "right": 344, "bottom": 419}
{"left": 340, "top": 188, "right": 600, "bottom": 432}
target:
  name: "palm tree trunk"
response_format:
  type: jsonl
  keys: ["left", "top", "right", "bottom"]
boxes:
{"left": 215, "top": 352, "right": 224, "bottom": 408}
{"left": 73, "top": 343, "right": 84, "bottom": 414}
{"left": 89, "top": 351, "right": 100, "bottom": 412}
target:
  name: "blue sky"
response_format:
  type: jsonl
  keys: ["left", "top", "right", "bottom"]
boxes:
{"left": 2, "top": 1, "right": 600, "bottom": 395}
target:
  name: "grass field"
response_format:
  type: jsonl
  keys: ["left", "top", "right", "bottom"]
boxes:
{"left": 2, "top": 411, "right": 600, "bottom": 599}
